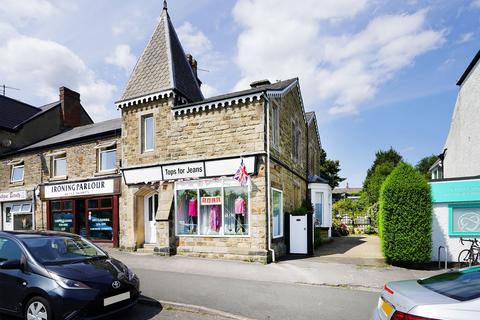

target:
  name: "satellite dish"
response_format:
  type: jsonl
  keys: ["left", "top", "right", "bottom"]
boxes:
{"left": 1, "top": 139, "right": 12, "bottom": 148}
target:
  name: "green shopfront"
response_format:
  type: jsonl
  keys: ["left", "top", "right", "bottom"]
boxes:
{"left": 40, "top": 177, "right": 121, "bottom": 247}
{"left": 430, "top": 177, "right": 480, "bottom": 261}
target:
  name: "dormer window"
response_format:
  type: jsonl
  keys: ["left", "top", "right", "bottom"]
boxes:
{"left": 9, "top": 160, "right": 24, "bottom": 183}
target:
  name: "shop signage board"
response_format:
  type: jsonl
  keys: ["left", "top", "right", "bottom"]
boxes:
{"left": 122, "top": 156, "right": 256, "bottom": 185}
{"left": 201, "top": 196, "right": 222, "bottom": 205}
{"left": 163, "top": 162, "right": 204, "bottom": 180}
{"left": 431, "top": 179, "right": 480, "bottom": 203}
{"left": 0, "top": 190, "right": 27, "bottom": 202}
{"left": 43, "top": 179, "right": 115, "bottom": 199}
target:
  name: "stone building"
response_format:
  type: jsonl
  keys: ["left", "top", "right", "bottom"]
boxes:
{"left": 429, "top": 49, "right": 480, "bottom": 262}
{"left": 0, "top": 118, "right": 122, "bottom": 247}
{"left": 116, "top": 4, "right": 327, "bottom": 262}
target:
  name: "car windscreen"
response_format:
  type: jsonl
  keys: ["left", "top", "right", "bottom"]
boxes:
{"left": 418, "top": 267, "right": 480, "bottom": 301}
{"left": 21, "top": 236, "right": 107, "bottom": 265}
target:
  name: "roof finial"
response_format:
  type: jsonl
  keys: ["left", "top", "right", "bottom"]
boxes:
{"left": 163, "top": 0, "right": 168, "bottom": 10}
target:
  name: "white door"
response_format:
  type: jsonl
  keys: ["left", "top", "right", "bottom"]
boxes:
{"left": 144, "top": 194, "right": 158, "bottom": 244}
{"left": 2, "top": 205, "right": 14, "bottom": 231}
{"left": 290, "top": 215, "right": 308, "bottom": 254}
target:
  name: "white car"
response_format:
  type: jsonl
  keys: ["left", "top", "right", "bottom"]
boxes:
{"left": 372, "top": 266, "right": 480, "bottom": 320}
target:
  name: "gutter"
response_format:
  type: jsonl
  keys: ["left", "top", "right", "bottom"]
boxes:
{"left": 263, "top": 93, "right": 275, "bottom": 262}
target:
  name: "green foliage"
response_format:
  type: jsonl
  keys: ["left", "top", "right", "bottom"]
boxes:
{"left": 363, "top": 225, "right": 376, "bottom": 234}
{"left": 415, "top": 155, "right": 438, "bottom": 180}
{"left": 361, "top": 148, "right": 403, "bottom": 206}
{"left": 379, "top": 163, "right": 432, "bottom": 263}
{"left": 292, "top": 207, "right": 309, "bottom": 216}
{"left": 332, "top": 198, "right": 364, "bottom": 220}
{"left": 366, "top": 202, "right": 380, "bottom": 227}
{"left": 319, "top": 148, "right": 345, "bottom": 189}
{"left": 332, "top": 220, "right": 349, "bottom": 236}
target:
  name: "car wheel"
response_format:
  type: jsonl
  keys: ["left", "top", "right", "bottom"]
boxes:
{"left": 25, "top": 296, "right": 51, "bottom": 320}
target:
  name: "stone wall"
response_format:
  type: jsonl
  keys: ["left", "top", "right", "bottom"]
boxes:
{"left": 307, "top": 119, "right": 322, "bottom": 177}
{"left": 121, "top": 98, "right": 265, "bottom": 168}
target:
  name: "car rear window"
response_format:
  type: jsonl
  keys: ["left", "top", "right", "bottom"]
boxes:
{"left": 418, "top": 267, "right": 480, "bottom": 301}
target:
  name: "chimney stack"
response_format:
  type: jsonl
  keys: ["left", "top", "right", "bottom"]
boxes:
{"left": 59, "top": 87, "right": 83, "bottom": 128}
{"left": 186, "top": 54, "right": 202, "bottom": 88}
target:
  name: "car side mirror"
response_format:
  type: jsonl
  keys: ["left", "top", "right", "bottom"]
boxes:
{"left": 0, "top": 259, "right": 22, "bottom": 270}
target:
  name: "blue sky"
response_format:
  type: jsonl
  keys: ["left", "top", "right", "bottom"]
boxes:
{"left": 0, "top": 0, "right": 479, "bottom": 186}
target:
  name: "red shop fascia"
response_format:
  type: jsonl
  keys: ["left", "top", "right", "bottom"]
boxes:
{"left": 40, "top": 177, "right": 122, "bottom": 247}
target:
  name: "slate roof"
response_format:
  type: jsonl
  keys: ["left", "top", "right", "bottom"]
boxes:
{"left": 172, "top": 78, "right": 298, "bottom": 110}
{"left": 457, "top": 49, "right": 480, "bottom": 86}
{"left": 0, "top": 95, "right": 41, "bottom": 131}
{"left": 332, "top": 187, "right": 362, "bottom": 195}
{"left": 118, "top": 6, "right": 203, "bottom": 103}
{"left": 16, "top": 118, "right": 121, "bottom": 153}
{"left": 305, "top": 112, "right": 314, "bottom": 124}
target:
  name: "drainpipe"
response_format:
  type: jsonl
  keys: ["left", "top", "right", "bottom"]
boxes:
{"left": 263, "top": 93, "right": 275, "bottom": 262}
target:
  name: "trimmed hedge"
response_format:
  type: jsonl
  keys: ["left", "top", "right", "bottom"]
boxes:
{"left": 379, "top": 163, "right": 432, "bottom": 263}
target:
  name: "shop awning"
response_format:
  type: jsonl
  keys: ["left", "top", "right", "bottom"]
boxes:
{"left": 156, "top": 183, "right": 174, "bottom": 220}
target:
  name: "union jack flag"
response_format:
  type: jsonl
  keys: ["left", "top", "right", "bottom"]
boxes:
{"left": 234, "top": 159, "right": 249, "bottom": 186}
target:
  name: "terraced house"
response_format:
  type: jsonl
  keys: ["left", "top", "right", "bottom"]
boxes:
{"left": 0, "top": 3, "right": 330, "bottom": 263}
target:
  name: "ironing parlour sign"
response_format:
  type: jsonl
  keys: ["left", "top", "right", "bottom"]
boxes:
{"left": 201, "top": 196, "right": 222, "bottom": 205}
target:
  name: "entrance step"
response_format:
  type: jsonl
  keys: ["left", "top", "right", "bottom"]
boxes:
{"left": 137, "top": 244, "right": 157, "bottom": 254}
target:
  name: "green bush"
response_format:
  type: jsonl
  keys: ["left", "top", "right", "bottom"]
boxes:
{"left": 292, "top": 207, "right": 309, "bottom": 216}
{"left": 363, "top": 225, "right": 376, "bottom": 235}
{"left": 314, "top": 228, "right": 322, "bottom": 248}
{"left": 379, "top": 163, "right": 432, "bottom": 263}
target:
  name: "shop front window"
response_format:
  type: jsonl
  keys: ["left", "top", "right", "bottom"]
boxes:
{"left": 176, "top": 189, "right": 198, "bottom": 235}
{"left": 2, "top": 202, "right": 33, "bottom": 231}
{"left": 272, "top": 189, "right": 283, "bottom": 238}
{"left": 176, "top": 179, "right": 250, "bottom": 236}
{"left": 450, "top": 205, "right": 480, "bottom": 236}
{"left": 87, "top": 198, "right": 113, "bottom": 241}
{"left": 199, "top": 188, "right": 222, "bottom": 235}
{"left": 51, "top": 200, "right": 74, "bottom": 233}
{"left": 224, "top": 186, "right": 248, "bottom": 235}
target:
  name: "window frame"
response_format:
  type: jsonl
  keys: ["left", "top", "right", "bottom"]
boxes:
{"left": 448, "top": 203, "right": 480, "bottom": 237}
{"left": 272, "top": 188, "right": 284, "bottom": 239}
{"left": 272, "top": 102, "right": 280, "bottom": 148}
{"left": 141, "top": 114, "right": 155, "bottom": 153}
{"left": 175, "top": 178, "right": 251, "bottom": 238}
{"left": 98, "top": 145, "right": 117, "bottom": 173}
{"left": 10, "top": 163, "right": 24, "bottom": 183}
{"left": 52, "top": 154, "right": 67, "bottom": 178}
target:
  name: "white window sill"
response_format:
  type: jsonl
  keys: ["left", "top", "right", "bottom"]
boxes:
{"left": 10, "top": 180, "right": 24, "bottom": 186}
{"left": 49, "top": 175, "right": 68, "bottom": 182}
{"left": 273, "top": 234, "right": 284, "bottom": 239}
{"left": 94, "top": 169, "right": 118, "bottom": 176}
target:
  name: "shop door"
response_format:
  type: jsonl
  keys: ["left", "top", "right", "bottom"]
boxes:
{"left": 290, "top": 215, "right": 308, "bottom": 254}
{"left": 144, "top": 194, "right": 158, "bottom": 244}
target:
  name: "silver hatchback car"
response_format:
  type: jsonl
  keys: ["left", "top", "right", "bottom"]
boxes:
{"left": 372, "top": 266, "right": 480, "bottom": 320}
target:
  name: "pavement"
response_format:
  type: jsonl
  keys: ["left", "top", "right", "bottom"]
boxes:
{"left": 98, "top": 235, "right": 443, "bottom": 320}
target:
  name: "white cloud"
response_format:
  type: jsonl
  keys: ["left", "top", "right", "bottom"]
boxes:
{"left": 177, "top": 22, "right": 228, "bottom": 99}
{"left": 457, "top": 32, "right": 474, "bottom": 44}
{"left": 232, "top": 0, "right": 445, "bottom": 116}
{"left": 0, "top": 25, "right": 117, "bottom": 121}
{"left": 0, "top": 0, "right": 58, "bottom": 22}
{"left": 105, "top": 44, "right": 137, "bottom": 75}
{"left": 472, "top": 0, "right": 480, "bottom": 8}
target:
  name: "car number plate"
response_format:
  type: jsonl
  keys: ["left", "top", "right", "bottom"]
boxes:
{"left": 104, "top": 291, "right": 131, "bottom": 307}
{"left": 381, "top": 299, "right": 394, "bottom": 317}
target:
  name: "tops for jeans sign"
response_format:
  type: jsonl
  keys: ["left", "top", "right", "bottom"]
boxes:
{"left": 234, "top": 197, "right": 246, "bottom": 216}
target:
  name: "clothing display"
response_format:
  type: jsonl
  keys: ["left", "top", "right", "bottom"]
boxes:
{"left": 188, "top": 199, "right": 198, "bottom": 217}
{"left": 234, "top": 197, "right": 246, "bottom": 216}
{"left": 209, "top": 205, "right": 221, "bottom": 232}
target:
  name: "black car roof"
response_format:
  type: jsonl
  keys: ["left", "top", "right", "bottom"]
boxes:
{"left": 0, "top": 230, "right": 80, "bottom": 239}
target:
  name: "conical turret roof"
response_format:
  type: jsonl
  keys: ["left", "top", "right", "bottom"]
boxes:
{"left": 118, "top": 5, "right": 203, "bottom": 104}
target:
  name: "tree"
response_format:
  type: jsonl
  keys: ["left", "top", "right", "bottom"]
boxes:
{"left": 332, "top": 198, "right": 363, "bottom": 220}
{"left": 415, "top": 155, "right": 438, "bottom": 180}
{"left": 319, "top": 148, "right": 345, "bottom": 189}
{"left": 366, "top": 148, "right": 403, "bottom": 178}
{"left": 379, "top": 163, "right": 432, "bottom": 264}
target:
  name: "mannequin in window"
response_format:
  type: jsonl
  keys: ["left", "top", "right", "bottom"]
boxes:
{"left": 209, "top": 205, "right": 221, "bottom": 232}
{"left": 187, "top": 195, "right": 198, "bottom": 233}
{"left": 234, "top": 196, "right": 246, "bottom": 233}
